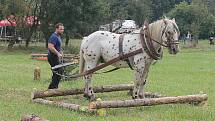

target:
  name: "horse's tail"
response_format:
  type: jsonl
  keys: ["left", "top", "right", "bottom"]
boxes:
{"left": 79, "top": 38, "right": 86, "bottom": 74}
{"left": 79, "top": 48, "right": 85, "bottom": 74}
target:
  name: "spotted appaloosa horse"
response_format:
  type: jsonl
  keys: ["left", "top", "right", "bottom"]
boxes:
{"left": 79, "top": 18, "right": 180, "bottom": 101}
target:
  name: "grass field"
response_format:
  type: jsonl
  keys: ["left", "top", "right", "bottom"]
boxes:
{"left": 0, "top": 40, "right": 215, "bottom": 121}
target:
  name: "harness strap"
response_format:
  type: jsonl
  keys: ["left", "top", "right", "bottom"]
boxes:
{"left": 119, "top": 34, "right": 134, "bottom": 70}
{"left": 119, "top": 34, "right": 124, "bottom": 58}
{"left": 69, "top": 48, "right": 143, "bottom": 78}
{"left": 140, "top": 25, "right": 162, "bottom": 60}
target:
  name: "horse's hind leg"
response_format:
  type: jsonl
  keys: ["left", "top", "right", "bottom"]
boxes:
{"left": 83, "top": 74, "right": 96, "bottom": 101}
{"left": 83, "top": 58, "right": 99, "bottom": 101}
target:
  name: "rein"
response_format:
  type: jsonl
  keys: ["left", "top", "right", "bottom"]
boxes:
{"left": 67, "top": 48, "right": 143, "bottom": 78}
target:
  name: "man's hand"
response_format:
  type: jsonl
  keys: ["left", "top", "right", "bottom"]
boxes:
{"left": 57, "top": 53, "right": 63, "bottom": 59}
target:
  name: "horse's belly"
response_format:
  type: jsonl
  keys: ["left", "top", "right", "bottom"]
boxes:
{"left": 112, "top": 61, "right": 129, "bottom": 68}
{"left": 101, "top": 48, "right": 128, "bottom": 68}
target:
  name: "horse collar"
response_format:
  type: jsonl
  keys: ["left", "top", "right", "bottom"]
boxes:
{"left": 140, "top": 27, "right": 162, "bottom": 60}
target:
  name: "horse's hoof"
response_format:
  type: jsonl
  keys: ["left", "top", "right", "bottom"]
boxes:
{"left": 89, "top": 95, "right": 96, "bottom": 102}
{"left": 132, "top": 95, "right": 138, "bottom": 99}
{"left": 138, "top": 94, "right": 145, "bottom": 99}
{"left": 127, "top": 89, "right": 133, "bottom": 96}
{"left": 83, "top": 93, "right": 90, "bottom": 99}
{"left": 83, "top": 93, "right": 96, "bottom": 102}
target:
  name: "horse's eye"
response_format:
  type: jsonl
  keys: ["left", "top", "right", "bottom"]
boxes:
{"left": 167, "top": 31, "right": 171, "bottom": 34}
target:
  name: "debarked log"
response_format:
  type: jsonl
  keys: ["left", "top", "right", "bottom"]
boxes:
{"left": 33, "top": 98, "right": 93, "bottom": 113}
{"left": 32, "top": 84, "right": 163, "bottom": 99}
{"left": 89, "top": 94, "right": 208, "bottom": 109}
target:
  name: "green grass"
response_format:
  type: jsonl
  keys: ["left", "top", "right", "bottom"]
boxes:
{"left": 0, "top": 40, "right": 215, "bottom": 121}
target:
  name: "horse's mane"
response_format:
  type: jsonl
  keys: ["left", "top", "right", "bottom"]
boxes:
{"left": 149, "top": 17, "right": 179, "bottom": 39}
{"left": 131, "top": 17, "right": 179, "bottom": 37}
{"left": 148, "top": 19, "right": 165, "bottom": 41}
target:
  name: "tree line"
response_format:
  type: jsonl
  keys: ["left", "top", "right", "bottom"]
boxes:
{"left": 0, "top": 0, "right": 215, "bottom": 48}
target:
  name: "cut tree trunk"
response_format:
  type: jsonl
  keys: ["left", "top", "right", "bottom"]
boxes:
{"left": 89, "top": 94, "right": 208, "bottom": 109}
{"left": 34, "top": 66, "right": 41, "bottom": 80}
{"left": 32, "top": 84, "right": 164, "bottom": 99}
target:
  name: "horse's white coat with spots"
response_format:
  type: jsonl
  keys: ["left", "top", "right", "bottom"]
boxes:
{"left": 79, "top": 18, "right": 180, "bottom": 100}
{"left": 81, "top": 30, "right": 144, "bottom": 68}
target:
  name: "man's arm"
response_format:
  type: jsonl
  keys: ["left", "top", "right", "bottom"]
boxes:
{"left": 48, "top": 43, "right": 62, "bottom": 58}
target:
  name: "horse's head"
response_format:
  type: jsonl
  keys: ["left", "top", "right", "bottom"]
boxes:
{"left": 162, "top": 18, "right": 180, "bottom": 54}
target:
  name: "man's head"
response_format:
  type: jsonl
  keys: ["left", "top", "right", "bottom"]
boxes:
{"left": 55, "top": 23, "right": 64, "bottom": 35}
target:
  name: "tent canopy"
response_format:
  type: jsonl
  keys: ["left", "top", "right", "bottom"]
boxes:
{"left": 0, "top": 19, "right": 16, "bottom": 27}
{"left": 0, "top": 16, "right": 40, "bottom": 27}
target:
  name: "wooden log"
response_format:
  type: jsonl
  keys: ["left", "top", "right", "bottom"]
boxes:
{"left": 34, "top": 66, "right": 41, "bottom": 81}
{"left": 32, "top": 84, "right": 133, "bottom": 99}
{"left": 21, "top": 114, "right": 49, "bottom": 121}
{"left": 33, "top": 98, "right": 93, "bottom": 113}
{"left": 89, "top": 94, "right": 208, "bottom": 109}
{"left": 32, "top": 84, "right": 163, "bottom": 99}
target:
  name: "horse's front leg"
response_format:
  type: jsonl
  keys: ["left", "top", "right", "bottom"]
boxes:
{"left": 133, "top": 55, "right": 152, "bottom": 99}
{"left": 132, "top": 71, "right": 144, "bottom": 99}
{"left": 138, "top": 61, "right": 151, "bottom": 99}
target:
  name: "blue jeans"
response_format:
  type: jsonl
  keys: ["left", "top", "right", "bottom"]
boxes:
{"left": 47, "top": 54, "right": 62, "bottom": 89}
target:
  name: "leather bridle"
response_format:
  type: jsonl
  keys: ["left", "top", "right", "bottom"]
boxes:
{"left": 139, "top": 20, "right": 179, "bottom": 60}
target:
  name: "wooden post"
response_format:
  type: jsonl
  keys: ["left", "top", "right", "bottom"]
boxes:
{"left": 31, "top": 84, "right": 164, "bottom": 99}
{"left": 34, "top": 66, "right": 40, "bottom": 81}
{"left": 21, "top": 114, "right": 49, "bottom": 121}
{"left": 89, "top": 94, "right": 208, "bottom": 109}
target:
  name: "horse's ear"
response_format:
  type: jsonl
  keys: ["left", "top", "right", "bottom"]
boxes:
{"left": 143, "top": 20, "right": 149, "bottom": 28}
{"left": 162, "top": 15, "right": 167, "bottom": 19}
{"left": 172, "top": 18, "right": 175, "bottom": 22}
{"left": 163, "top": 19, "right": 168, "bottom": 25}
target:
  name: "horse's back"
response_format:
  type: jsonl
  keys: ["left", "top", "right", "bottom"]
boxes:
{"left": 81, "top": 31, "right": 119, "bottom": 48}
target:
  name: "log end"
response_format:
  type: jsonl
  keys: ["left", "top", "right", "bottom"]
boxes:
{"left": 31, "top": 88, "right": 37, "bottom": 100}
{"left": 195, "top": 100, "right": 208, "bottom": 107}
{"left": 88, "top": 102, "right": 96, "bottom": 110}
{"left": 199, "top": 101, "right": 208, "bottom": 107}
{"left": 193, "top": 93, "right": 208, "bottom": 107}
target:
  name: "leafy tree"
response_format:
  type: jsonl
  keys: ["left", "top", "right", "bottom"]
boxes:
{"left": 127, "top": 0, "right": 153, "bottom": 26}
{"left": 106, "top": 0, "right": 129, "bottom": 20}
{"left": 37, "top": 0, "right": 112, "bottom": 47}
{"left": 151, "top": 0, "right": 177, "bottom": 20}
{"left": 193, "top": 0, "right": 215, "bottom": 16}
{"left": 168, "top": 2, "right": 215, "bottom": 39}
